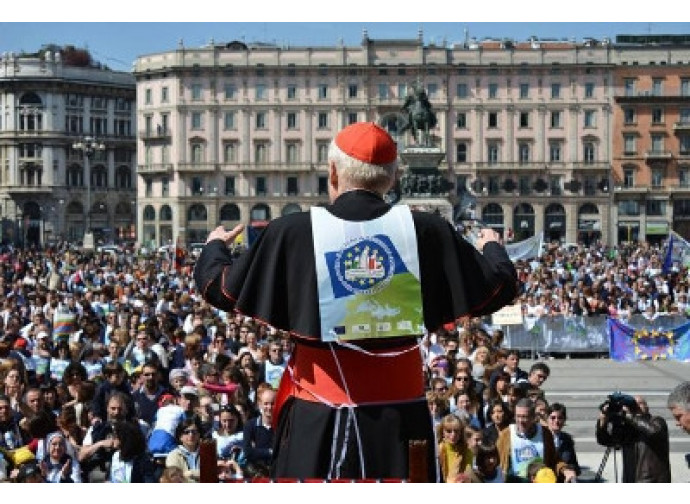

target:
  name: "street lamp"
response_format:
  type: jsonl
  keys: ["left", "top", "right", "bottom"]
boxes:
{"left": 72, "top": 136, "right": 105, "bottom": 248}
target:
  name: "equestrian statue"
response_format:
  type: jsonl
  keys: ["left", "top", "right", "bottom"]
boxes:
{"left": 400, "top": 84, "right": 438, "bottom": 146}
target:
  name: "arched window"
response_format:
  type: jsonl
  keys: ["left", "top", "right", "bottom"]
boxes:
{"left": 482, "top": 203, "right": 504, "bottom": 228}
{"left": 219, "top": 204, "right": 241, "bottom": 221}
{"left": 67, "top": 164, "right": 83, "bottom": 187}
{"left": 281, "top": 203, "right": 301, "bottom": 216}
{"left": 116, "top": 166, "right": 131, "bottom": 189}
{"left": 250, "top": 203, "right": 271, "bottom": 222}
{"left": 143, "top": 205, "right": 156, "bottom": 221}
{"left": 92, "top": 165, "right": 108, "bottom": 188}
{"left": 187, "top": 204, "right": 207, "bottom": 221}
{"left": 545, "top": 203, "right": 566, "bottom": 242}
{"left": 513, "top": 202, "right": 535, "bottom": 241}
{"left": 160, "top": 205, "right": 173, "bottom": 221}
{"left": 579, "top": 203, "right": 599, "bottom": 215}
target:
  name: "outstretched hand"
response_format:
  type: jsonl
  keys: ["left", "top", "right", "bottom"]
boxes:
{"left": 206, "top": 224, "right": 244, "bottom": 246}
{"left": 474, "top": 227, "right": 502, "bottom": 251}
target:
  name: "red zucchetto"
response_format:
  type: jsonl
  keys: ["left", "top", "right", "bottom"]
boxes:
{"left": 334, "top": 122, "right": 397, "bottom": 165}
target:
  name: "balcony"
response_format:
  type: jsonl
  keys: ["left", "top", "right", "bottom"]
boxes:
{"left": 139, "top": 128, "right": 172, "bottom": 141}
{"left": 137, "top": 164, "right": 173, "bottom": 175}
{"left": 614, "top": 185, "right": 649, "bottom": 196}
{"left": 4, "top": 184, "right": 53, "bottom": 195}
{"left": 474, "top": 162, "right": 549, "bottom": 174}
{"left": 670, "top": 183, "right": 690, "bottom": 195}
{"left": 176, "top": 163, "right": 217, "bottom": 173}
{"left": 673, "top": 121, "right": 690, "bottom": 132}
{"left": 644, "top": 150, "right": 672, "bottom": 161}
{"left": 248, "top": 162, "right": 314, "bottom": 173}
{"left": 572, "top": 161, "right": 610, "bottom": 172}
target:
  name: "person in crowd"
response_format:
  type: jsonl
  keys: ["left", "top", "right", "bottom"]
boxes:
{"left": 496, "top": 398, "right": 577, "bottom": 482}
{"left": 595, "top": 392, "right": 671, "bottom": 482}
{"left": 437, "top": 413, "right": 473, "bottom": 483}
{"left": 258, "top": 338, "right": 287, "bottom": 390}
{"left": 667, "top": 381, "right": 690, "bottom": 435}
{"left": 213, "top": 403, "right": 244, "bottom": 461}
{"left": 132, "top": 360, "right": 167, "bottom": 426}
{"left": 165, "top": 416, "right": 202, "bottom": 483}
{"left": 527, "top": 361, "right": 551, "bottom": 391}
{"left": 194, "top": 122, "right": 518, "bottom": 481}
{"left": 78, "top": 391, "right": 131, "bottom": 480}
{"left": 0, "top": 393, "right": 28, "bottom": 451}
{"left": 547, "top": 402, "right": 581, "bottom": 476}
{"left": 108, "top": 420, "right": 155, "bottom": 483}
{"left": 241, "top": 386, "right": 275, "bottom": 477}
{"left": 482, "top": 399, "right": 511, "bottom": 446}
{"left": 40, "top": 431, "right": 81, "bottom": 483}
{"left": 467, "top": 442, "right": 504, "bottom": 483}
{"left": 90, "top": 362, "right": 133, "bottom": 422}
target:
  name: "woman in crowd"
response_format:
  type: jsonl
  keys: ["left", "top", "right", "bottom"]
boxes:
{"left": 108, "top": 420, "right": 156, "bottom": 483}
{"left": 482, "top": 399, "right": 511, "bottom": 446}
{"left": 165, "top": 416, "right": 202, "bottom": 482}
{"left": 213, "top": 403, "right": 244, "bottom": 460}
{"left": 40, "top": 431, "right": 82, "bottom": 483}
{"left": 448, "top": 369, "right": 485, "bottom": 428}
{"left": 437, "top": 413, "right": 473, "bottom": 483}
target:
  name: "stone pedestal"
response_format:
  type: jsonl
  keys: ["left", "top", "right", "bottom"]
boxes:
{"left": 398, "top": 146, "right": 453, "bottom": 222}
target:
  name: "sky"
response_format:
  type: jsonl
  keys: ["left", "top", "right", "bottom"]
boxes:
{"left": 2, "top": 3, "right": 689, "bottom": 72}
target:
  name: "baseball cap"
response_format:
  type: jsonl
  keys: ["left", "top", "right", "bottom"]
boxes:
{"left": 180, "top": 385, "right": 199, "bottom": 397}
{"left": 334, "top": 122, "right": 397, "bottom": 165}
{"left": 36, "top": 331, "right": 49, "bottom": 340}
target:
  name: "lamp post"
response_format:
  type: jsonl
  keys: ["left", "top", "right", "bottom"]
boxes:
{"left": 72, "top": 136, "right": 105, "bottom": 248}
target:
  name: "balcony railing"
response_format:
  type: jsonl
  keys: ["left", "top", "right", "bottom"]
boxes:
{"left": 137, "top": 164, "right": 173, "bottom": 174}
{"left": 644, "top": 150, "right": 672, "bottom": 160}
{"left": 673, "top": 121, "right": 690, "bottom": 131}
{"left": 139, "top": 128, "right": 172, "bottom": 141}
{"left": 177, "top": 163, "right": 216, "bottom": 173}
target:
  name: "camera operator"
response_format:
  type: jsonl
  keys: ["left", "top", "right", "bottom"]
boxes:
{"left": 595, "top": 393, "right": 671, "bottom": 482}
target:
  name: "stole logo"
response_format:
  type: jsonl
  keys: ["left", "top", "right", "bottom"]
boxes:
{"left": 333, "top": 236, "right": 395, "bottom": 295}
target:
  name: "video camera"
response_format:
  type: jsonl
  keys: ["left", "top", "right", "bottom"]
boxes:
{"left": 599, "top": 391, "right": 638, "bottom": 447}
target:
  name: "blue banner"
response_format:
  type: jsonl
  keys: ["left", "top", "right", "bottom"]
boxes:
{"left": 608, "top": 317, "right": 690, "bottom": 362}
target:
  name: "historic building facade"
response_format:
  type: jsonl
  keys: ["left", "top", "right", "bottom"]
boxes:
{"left": 127, "top": 32, "right": 690, "bottom": 248}
{"left": 612, "top": 42, "right": 690, "bottom": 244}
{"left": 0, "top": 47, "right": 136, "bottom": 247}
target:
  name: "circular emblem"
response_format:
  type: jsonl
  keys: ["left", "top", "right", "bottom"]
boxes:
{"left": 334, "top": 236, "right": 395, "bottom": 295}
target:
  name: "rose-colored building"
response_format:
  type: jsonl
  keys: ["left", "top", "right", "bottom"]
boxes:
{"left": 612, "top": 37, "right": 690, "bottom": 243}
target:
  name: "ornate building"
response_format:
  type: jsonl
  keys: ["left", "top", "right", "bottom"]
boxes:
{"left": 133, "top": 31, "right": 690, "bottom": 247}
{"left": 0, "top": 46, "right": 136, "bottom": 247}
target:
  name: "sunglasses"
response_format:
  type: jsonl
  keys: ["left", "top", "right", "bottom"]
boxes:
{"left": 183, "top": 429, "right": 199, "bottom": 435}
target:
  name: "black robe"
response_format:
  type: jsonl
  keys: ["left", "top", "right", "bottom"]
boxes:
{"left": 194, "top": 190, "right": 518, "bottom": 481}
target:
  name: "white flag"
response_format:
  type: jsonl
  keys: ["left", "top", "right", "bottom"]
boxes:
{"left": 505, "top": 232, "right": 543, "bottom": 262}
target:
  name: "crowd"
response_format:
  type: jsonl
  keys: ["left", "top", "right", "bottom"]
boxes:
{"left": 0, "top": 237, "right": 687, "bottom": 483}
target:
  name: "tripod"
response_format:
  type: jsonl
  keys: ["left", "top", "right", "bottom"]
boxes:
{"left": 594, "top": 445, "right": 621, "bottom": 482}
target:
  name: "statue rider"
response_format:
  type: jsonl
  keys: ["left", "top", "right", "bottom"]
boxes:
{"left": 401, "top": 84, "right": 437, "bottom": 146}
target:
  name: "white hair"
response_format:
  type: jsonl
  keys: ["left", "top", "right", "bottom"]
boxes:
{"left": 328, "top": 140, "right": 397, "bottom": 194}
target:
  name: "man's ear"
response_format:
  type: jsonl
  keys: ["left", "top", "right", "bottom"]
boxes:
{"left": 329, "top": 163, "right": 338, "bottom": 191}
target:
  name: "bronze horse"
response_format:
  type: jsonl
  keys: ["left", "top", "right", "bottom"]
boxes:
{"left": 401, "top": 86, "right": 437, "bottom": 146}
